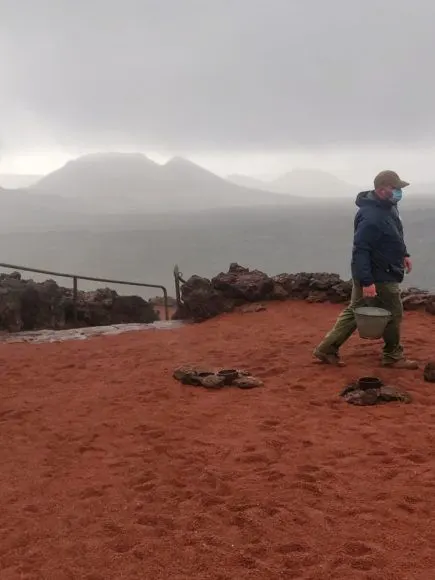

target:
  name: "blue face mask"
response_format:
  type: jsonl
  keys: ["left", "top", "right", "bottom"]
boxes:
{"left": 392, "top": 188, "right": 403, "bottom": 203}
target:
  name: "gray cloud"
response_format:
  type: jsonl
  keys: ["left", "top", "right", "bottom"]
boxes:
{"left": 2, "top": 0, "right": 435, "bottom": 153}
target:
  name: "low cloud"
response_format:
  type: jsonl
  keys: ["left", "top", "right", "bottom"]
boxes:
{"left": 2, "top": 0, "right": 435, "bottom": 154}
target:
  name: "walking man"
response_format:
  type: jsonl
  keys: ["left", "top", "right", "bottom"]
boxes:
{"left": 314, "top": 170, "right": 417, "bottom": 369}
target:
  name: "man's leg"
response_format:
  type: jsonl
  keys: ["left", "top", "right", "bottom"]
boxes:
{"left": 375, "top": 282, "right": 403, "bottom": 362}
{"left": 376, "top": 282, "right": 417, "bottom": 368}
{"left": 314, "top": 282, "right": 363, "bottom": 363}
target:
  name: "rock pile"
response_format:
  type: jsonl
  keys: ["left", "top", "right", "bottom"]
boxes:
{"left": 401, "top": 288, "right": 435, "bottom": 314}
{"left": 0, "top": 272, "right": 158, "bottom": 332}
{"left": 340, "top": 378, "right": 412, "bottom": 406}
{"left": 174, "top": 263, "right": 435, "bottom": 323}
{"left": 174, "top": 263, "right": 352, "bottom": 322}
{"left": 173, "top": 366, "right": 263, "bottom": 389}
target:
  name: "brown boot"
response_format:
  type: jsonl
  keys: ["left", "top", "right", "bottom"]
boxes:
{"left": 313, "top": 348, "right": 345, "bottom": 367}
{"left": 381, "top": 358, "right": 418, "bottom": 370}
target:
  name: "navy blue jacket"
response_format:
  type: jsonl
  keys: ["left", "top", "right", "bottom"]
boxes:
{"left": 351, "top": 191, "right": 409, "bottom": 287}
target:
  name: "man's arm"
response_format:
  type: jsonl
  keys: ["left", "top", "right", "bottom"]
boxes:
{"left": 403, "top": 229, "right": 411, "bottom": 270}
{"left": 352, "top": 219, "right": 382, "bottom": 287}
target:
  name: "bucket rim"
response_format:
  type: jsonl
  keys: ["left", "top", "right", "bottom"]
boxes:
{"left": 354, "top": 306, "right": 392, "bottom": 317}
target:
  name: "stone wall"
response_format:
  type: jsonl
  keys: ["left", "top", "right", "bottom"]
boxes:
{"left": 174, "top": 263, "right": 435, "bottom": 322}
{"left": 0, "top": 272, "right": 158, "bottom": 332}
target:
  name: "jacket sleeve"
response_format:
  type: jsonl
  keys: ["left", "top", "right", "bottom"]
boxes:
{"left": 352, "top": 218, "right": 382, "bottom": 287}
{"left": 398, "top": 212, "right": 410, "bottom": 257}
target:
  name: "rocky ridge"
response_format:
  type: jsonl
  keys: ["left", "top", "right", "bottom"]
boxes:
{"left": 174, "top": 263, "right": 435, "bottom": 322}
{"left": 0, "top": 272, "right": 158, "bottom": 332}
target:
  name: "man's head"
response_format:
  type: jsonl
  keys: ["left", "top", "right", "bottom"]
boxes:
{"left": 374, "top": 170, "right": 410, "bottom": 202}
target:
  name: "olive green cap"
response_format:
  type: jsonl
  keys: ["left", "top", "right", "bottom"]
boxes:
{"left": 374, "top": 170, "right": 410, "bottom": 189}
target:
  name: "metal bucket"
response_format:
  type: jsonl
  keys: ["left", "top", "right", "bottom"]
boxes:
{"left": 354, "top": 306, "right": 391, "bottom": 340}
{"left": 357, "top": 376, "right": 383, "bottom": 390}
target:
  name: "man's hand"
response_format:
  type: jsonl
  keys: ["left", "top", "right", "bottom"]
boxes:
{"left": 404, "top": 257, "right": 412, "bottom": 274}
{"left": 363, "top": 284, "right": 377, "bottom": 298}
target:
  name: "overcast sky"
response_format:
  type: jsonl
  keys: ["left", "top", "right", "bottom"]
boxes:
{"left": 2, "top": 0, "right": 435, "bottom": 181}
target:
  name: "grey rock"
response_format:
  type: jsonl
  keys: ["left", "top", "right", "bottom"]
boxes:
{"left": 424, "top": 362, "right": 435, "bottom": 383}
{"left": 200, "top": 375, "right": 226, "bottom": 389}
{"left": 341, "top": 382, "right": 411, "bottom": 405}
{"left": 233, "top": 376, "right": 263, "bottom": 389}
{"left": 239, "top": 303, "right": 267, "bottom": 313}
{"left": 212, "top": 265, "right": 274, "bottom": 302}
{"left": 379, "top": 385, "right": 412, "bottom": 403}
{"left": 0, "top": 272, "right": 158, "bottom": 332}
{"left": 174, "top": 263, "right": 435, "bottom": 323}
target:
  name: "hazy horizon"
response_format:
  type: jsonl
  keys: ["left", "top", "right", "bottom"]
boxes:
{"left": 2, "top": 151, "right": 435, "bottom": 220}
{"left": 0, "top": 201, "right": 434, "bottom": 299}
{"left": 1, "top": 153, "right": 362, "bottom": 193}
{"left": 2, "top": 1, "right": 435, "bottom": 295}
{"left": 3, "top": 148, "right": 435, "bottom": 190}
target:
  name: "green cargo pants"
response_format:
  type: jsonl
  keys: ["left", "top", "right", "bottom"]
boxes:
{"left": 316, "top": 281, "right": 404, "bottom": 363}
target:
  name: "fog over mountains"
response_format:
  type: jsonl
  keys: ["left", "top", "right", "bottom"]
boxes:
{"left": 0, "top": 153, "right": 309, "bottom": 229}
{"left": 0, "top": 152, "right": 435, "bottom": 297}
{"left": 29, "top": 153, "right": 300, "bottom": 214}
{"left": 0, "top": 174, "right": 42, "bottom": 189}
{"left": 1, "top": 152, "right": 360, "bottom": 231}
{"left": 227, "top": 169, "right": 357, "bottom": 196}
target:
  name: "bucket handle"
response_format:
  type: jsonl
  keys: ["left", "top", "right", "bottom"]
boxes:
{"left": 361, "top": 297, "right": 389, "bottom": 310}
{"left": 354, "top": 297, "right": 377, "bottom": 309}
{"left": 362, "top": 297, "right": 377, "bottom": 306}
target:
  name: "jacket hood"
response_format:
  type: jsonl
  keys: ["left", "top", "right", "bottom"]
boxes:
{"left": 355, "top": 190, "right": 396, "bottom": 209}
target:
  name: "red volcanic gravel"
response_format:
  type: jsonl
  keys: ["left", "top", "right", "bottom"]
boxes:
{"left": 1, "top": 301, "right": 435, "bottom": 579}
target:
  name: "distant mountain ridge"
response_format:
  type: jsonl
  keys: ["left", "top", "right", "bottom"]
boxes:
{"left": 0, "top": 153, "right": 305, "bottom": 230}
{"left": 29, "top": 152, "right": 298, "bottom": 214}
{"left": 3, "top": 154, "right": 435, "bottom": 233}
{"left": 227, "top": 169, "right": 358, "bottom": 196}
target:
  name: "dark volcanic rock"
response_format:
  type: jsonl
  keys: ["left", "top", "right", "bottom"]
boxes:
{"left": 400, "top": 287, "right": 435, "bottom": 314}
{"left": 306, "top": 291, "right": 329, "bottom": 304}
{"left": 239, "top": 303, "right": 267, "bottom": 313}
{"left": 272, "top": 272, "right": 351, "bottom": 303}
{"left": 0, "top": 273, "right": 158, "bottom": 332}
{"left": 425, "top": 299, "right": 435, "bottom": 315}
{"left": 269, "top": 283, "right": 288, "bottom": 300}
{"left": 424, "top": 362, "right": 435, "bottom": 382}
{"left": 272, "top": 272, "right": 312, "bottom": 299}
{"left": 340, "top": 380, "right": 412, "bottom": 405}
{"left": 402, "top": 292, "right": 429, "bottom": 311}
{"left": 174, "top": 275, "right": 235, "bottom": 322}
{"left": 343, "top": 388, "right": 379, "bottom": 406}
{"left": 21, "top": 279, "right": 66, "bottom": 330}
{"left": 177, "top": 266, "right": 352, "bottom": 322}
{"left": 212, "top": 264, "right": 274, "bottom": 302}
{"left": 175, "top": 262, "right": 435, "bottom": 323}
{"left": 173, "top": 365, "right": 262, "bottom": 389}
{"left": 378, "top": 385, "right": 412, "bottom": 403}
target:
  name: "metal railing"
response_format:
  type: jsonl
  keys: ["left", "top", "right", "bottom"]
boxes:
{"left": 173, "top": 264, "right": 185, "bottom": 306}
{"left": 0, "top": 262, "right": 169, "bottom": 321}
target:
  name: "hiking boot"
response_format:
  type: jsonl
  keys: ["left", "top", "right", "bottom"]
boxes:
{"left": 381, "top": 358, "right": 418, "bottom": 370}
{"left": 313, "top": 348, "right": 345, "bottom": 367}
